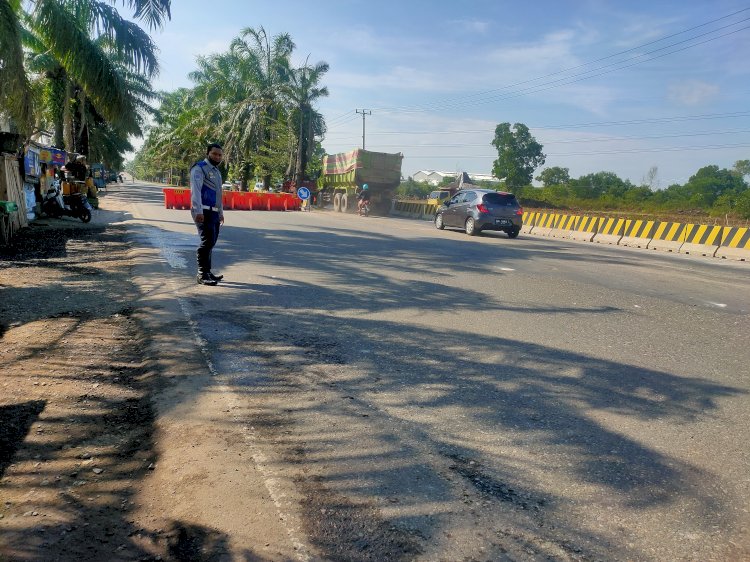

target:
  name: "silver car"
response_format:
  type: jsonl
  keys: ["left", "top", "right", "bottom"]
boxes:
{"left": 435, "top": 189, "right": 523, "bottom": 237}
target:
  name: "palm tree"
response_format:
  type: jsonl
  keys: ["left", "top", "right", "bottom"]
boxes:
{"left": 132, "top": 27, "right": 331, "bottom": 188}
{"left": 1, "top": 0, "right": 170, "bottom": 146}
{"left": 0, "top": 0, "right": 32, "bottom": 133}
{"left": 285, "top": 59, "right": 329, "bottom": 182}
{"left": 226, "top": 27, "right": 294, "bottom": 187}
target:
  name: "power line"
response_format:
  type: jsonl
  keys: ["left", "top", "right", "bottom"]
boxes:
{"left": 327, "top": 129, "right": 750, "bottom": 148}
{"left": 375, "top": 22, "right": 750, "bottom": 115}
{"left": 389, "top": 142, "right": 750, "bottom": 159}
{"left": 322, "top": 110, "right": 750, "bottom": 138}
{"left": 324, "top": 8, "right": 750, "bottom": 130}
{"left": 375, "top": 7, "right": 750, "bottom": 115}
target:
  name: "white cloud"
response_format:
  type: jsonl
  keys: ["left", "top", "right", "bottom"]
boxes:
{"left": 667, "top": 80, "right": 720, "bottom": 106}
{"left": 327, "top": 65, "right": 453, "bottom": 95}
{"left": 450, "top": 18, "right": 491, "bottom": 34}
{"left": 486, "top": 30, "right": 581, "bottom": 74}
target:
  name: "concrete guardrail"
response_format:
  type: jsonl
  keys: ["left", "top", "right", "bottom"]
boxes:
{"left": 390, "top": 200, "right": 749, "bottom": 261}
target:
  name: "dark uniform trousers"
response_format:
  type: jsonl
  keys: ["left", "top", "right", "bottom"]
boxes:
{"left": 196, "top": 209, "right": 221, "bottom": 275}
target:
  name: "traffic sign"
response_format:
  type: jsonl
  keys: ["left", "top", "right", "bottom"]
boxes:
{"left": 297, "top": 187, "right": 311, "bottom": 200}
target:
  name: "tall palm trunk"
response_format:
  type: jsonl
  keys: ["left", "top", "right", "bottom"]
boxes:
{"left": 304, "top": 112, "right": 315, "bottom": 176}
{"left": 49, "top": 67, "right": 67, "bottom": 148}
{"left": 293, "top": 107, "right": 305, "bottom": 182}
{"left": 63, "top": 80, "right": 74, "bottom": 152}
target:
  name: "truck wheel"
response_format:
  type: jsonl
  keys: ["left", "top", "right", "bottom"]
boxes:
{"left": 340, "top": 193, "right": 350, "bottom": 213}
{"left": 333, "top": 192, "right": 341, "bottom": 212}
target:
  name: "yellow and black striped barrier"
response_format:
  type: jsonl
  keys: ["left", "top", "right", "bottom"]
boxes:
{"left": 533, "top": 213, "right": 560, "bottom": 235}
{"left": 620, "top": 220, "right": 659, "bottom": 248}
{"left": 716, "top": 226, "right": 750, "bottom": 260}
{"left": 676, "top": 224, "right": 724, "bottom": 256}
{"left": 569, "top": 215, "right": 600, "bottom": 242}
{"left": 389, "top": 201, "right": 749, "bottom": 260}
{"left": 596, "top": 218, "right": 626, "bottom": 244}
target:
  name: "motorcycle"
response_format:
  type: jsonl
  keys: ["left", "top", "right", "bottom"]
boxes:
{"left": 357, "top": 198, "right": 371, "bottom": 217}
{"left": 41, "top": 180, "right": 92, "bottom": 223}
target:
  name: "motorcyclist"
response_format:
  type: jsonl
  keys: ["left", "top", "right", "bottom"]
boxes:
{"left": 357, "top": 184, "right": 371, "bottom": 215}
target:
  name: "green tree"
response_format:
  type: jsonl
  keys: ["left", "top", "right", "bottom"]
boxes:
{"left": 734, "top": 189, "right": 750, "bottom": 219}
{"left": 490, "top": 122, "right": 545, "bottom": 188}
{"left": 397, "top": 177, "right": 432, "bottom": 199}
{"left": 0, "top": 0, "right": 32, "bottom": 132}
{"left": 535, "top": 166, "right": 569, "bottom": 187}
{"left": 2, "top": 0, "right": 169, "bottom": 146}
{"left": 683, "top": 165, "right": 745, "bottom": 207}
{"left": 285, "top": 59, "right": 329, "bottom": 182}
{"left": 733, "top": 159, "right": 750, "bottom": 179}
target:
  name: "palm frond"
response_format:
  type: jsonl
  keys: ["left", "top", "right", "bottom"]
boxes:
{"left": 31, "top": 0, "right": 140, "bottom": 133}
{"left": 0, "top": 0, "right": 33, "bottom": 133}
{"left": 120, "top": 0, "right": 171, "bottom": 30}
{"left": 87, "top": 1, "right": 159, "bottom": 76}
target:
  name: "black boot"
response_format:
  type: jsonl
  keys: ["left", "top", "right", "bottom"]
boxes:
{"left": 208, "top": 272, "right": 223, "bottom": 281}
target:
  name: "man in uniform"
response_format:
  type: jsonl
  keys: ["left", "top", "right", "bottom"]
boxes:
{"left": 190, "top": 143, "right": 225, "bottom": 286}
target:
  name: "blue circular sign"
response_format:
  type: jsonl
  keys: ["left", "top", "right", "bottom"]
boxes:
{"left": 297, "top": 187, "right": 311, "bottom": 200}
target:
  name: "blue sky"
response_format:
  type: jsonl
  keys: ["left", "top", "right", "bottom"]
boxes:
{"left": 142, "top": 0, "right": 750, "bottom": 186}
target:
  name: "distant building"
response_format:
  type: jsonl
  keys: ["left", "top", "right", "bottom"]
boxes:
{"left": 412, "top": 170, "right": 454, "bottom": 185}
{"left": 468, "top": 173, "right": 501, "bottom": 184}
{"left": 412, "top": 170, "right": 500, "bottom": 186}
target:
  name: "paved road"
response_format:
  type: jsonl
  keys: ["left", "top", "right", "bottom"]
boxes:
{"left": 106, "top": 182, "right": 750, "bottom": 561}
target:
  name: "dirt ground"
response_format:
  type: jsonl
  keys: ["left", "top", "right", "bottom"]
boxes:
{"left": 0, "top": 221, "right": 192, "bottom": 561}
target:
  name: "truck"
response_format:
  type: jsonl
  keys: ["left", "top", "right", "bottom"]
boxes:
{"left": 316, "top": 149, "right": 403, "bottom": 214}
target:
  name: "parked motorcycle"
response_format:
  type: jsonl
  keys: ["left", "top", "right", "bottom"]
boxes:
{"left": 41, "top": 180, "right": 92, "bottom": 223}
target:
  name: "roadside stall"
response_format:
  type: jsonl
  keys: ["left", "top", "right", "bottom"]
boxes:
{"left": 23, "top": 141, "right": 67, "bottom": 220}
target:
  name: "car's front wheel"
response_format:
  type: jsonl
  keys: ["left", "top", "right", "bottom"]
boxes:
{"left": 435, "top": 213, "right": 445, "bottom": 230}
{"left": 465, "top": 217, "right": 478, "bottom": 236}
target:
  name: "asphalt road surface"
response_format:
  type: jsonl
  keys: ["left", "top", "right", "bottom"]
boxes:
{"left": 104, "top": 182, "right": 750, "bottom": 561}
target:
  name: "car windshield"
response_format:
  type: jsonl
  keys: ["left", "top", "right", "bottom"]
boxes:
{"left": 483, "top": 193, "right": 518, "bottom": 206}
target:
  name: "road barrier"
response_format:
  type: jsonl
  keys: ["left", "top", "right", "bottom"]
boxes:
{"left": 595, "top": 218, "right": 625, "bottom": 245}
{"left": 222, "top": 191, "right": 234, "bottom": 210}
{"left": 549, "top": 214, "right": 580, "bottom": 239}
{"left": 678, "top": 224, "right": 724, "bottom": 256}
{"left": 388, "top": 200, "right": 750, "bottom": 260}
{"left": 163, "top": 188, "right": 190, "bottom": 210}
{"left": 570, "top": 216, "right": 599, "bottom": 242}
{"left": 233, "top": 192, "right": 251, "bottom": 210}
{"left": 391, "top": 200, "right": 437, "bottom": 220}
{"left": 619, "top": 219, "right": 658, "bottom": 248}
{"left": 716, "top": 226, "right": 750, "bottom": 260}
{"left": 521, "top": 211, "right": 537, "bottom": 234}
{"left": 163, "top": 188, "right": 302, "bottom": 212}
{"left": 646, "top": 221, "right": 685, "bottom": 252}
{"left": 533, "top": 213, "right": 560, "bottom": 236}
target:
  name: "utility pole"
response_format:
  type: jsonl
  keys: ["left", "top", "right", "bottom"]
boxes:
{"left": 356, "top": 109, "right": 371, "bottom": 149}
